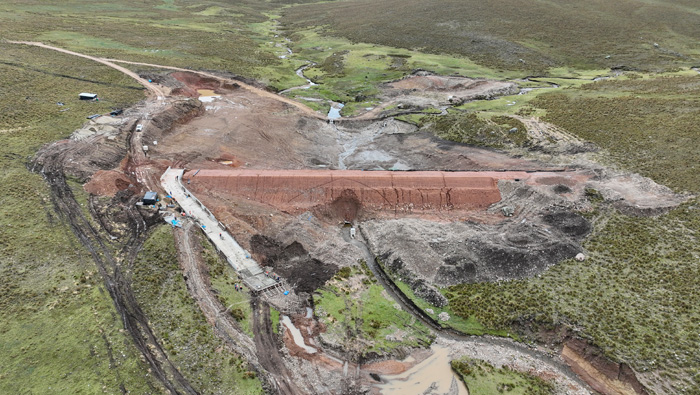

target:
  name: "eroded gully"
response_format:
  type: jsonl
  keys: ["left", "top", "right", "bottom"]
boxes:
{"left": 339, "top": 225, "right": 591, "bottom": 392}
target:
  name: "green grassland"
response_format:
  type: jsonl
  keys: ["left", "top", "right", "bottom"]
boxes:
{"left": 0, "top": 43, "right": 154, "bottom": 393}
{"left": 281, "top": 0, "right": 700, "bottom": 73}
{"left": 132, "top": 226, "right": 263, "bottom": 394}
{"left": 2, "top": 0, "right": 700, "bottom": 392}
{"left": 447, "top": 199, "right": 700, "bottom": 393}
{"left": 392, "top": 278, "right": 512, "bottom": 339}
{"left": 205, "top": 242, "right": 255, "bottom": 337}
{"left": 0, "top": 0, "right": 287, "bottom": 78}
{"left": 531, "top": 75, "right": 700, "bottom": 193}
{"left": 280, "top": 28, "right": 524, "bottom": 115}
{"left": 314, "top": 264, "right": 434, "bottom": 357}
{"left": 452, "top": 357, "right": 555, "bottom": 395}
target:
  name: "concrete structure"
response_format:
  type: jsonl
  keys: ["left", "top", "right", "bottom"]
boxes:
{"left": 161, "top": 168, "right": 279, "bottom": 292}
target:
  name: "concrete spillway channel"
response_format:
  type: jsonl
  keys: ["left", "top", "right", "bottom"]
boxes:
{"left": 161, "top": 168, "right": 280, "bottom": 293}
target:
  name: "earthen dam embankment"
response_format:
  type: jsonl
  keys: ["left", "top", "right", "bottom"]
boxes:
{"left": 184, "top": 169, "right": 538, "bottom": 215}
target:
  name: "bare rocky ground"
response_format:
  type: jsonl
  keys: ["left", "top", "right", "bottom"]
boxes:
{"left": 46, "top": 62, "right": 688, "bottom": 394}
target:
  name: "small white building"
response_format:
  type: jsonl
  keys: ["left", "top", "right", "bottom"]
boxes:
{"left": 79, "top": 92, "right": 98, "bottom": 100}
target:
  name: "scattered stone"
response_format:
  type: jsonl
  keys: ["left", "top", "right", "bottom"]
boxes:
{"left": 501, "top": 206, "right": 515, "bottom": 217}
{"left": 575, "top": 253, "right": 586, "bottom": 262}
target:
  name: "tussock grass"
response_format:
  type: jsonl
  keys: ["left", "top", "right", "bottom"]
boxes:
{"left": 532, "top": 75, "right": 700, "bottom": 193}
{"left": 0, "top": 44, "right": 153, "bottom": 393}
{"left": 133, "top": 226, "right": 263, "bottom": 394}
{"left": 447, "top": 199, "right": 700, "bottom": 392}
{"left": 452, "top": 357, "right": 555, "bottom": 395}
{"left": 282, "top": 0, "right": 700, "bottom": 73}
{"left": 423, "top": 112, "right": 530, "bottom": 149}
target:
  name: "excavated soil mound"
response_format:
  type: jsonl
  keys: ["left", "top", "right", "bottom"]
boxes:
{"left": 185, "top": 169, "right": 510, "bottom": 217}
{"left": 382, "top": 72, "right": 518, "bottom": 105}
{"left": 389, "top": 74, "right": 489, "bottom": 91}
{"left": 542, "top": 211, "right": 592, "bottom": 239}
{"left": 250, "top": 235, "right": 338, "bottom": 293}
{"left": 169, "top": 71, "right": 241, "bottom": 97}
{"left": 84, "top": 170, "right": 138, "bottom": 197}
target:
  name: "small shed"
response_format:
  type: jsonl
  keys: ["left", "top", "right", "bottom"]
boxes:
{"left": 79, "top": 93, "right": 98, "bottom": 101}
{"left": 142, "top": 191, "right": 158, "bottom": 205}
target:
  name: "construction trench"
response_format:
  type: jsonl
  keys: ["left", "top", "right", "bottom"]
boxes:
{"left": 20, "top": 41, "right": 685, "bottom": 394}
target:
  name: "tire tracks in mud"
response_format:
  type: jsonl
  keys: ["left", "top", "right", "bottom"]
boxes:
{"left": 32, "top": 141, "right": 198, "bottom": 394}
{"left": 174, "top": 221, "right": 303, "bottom": 395}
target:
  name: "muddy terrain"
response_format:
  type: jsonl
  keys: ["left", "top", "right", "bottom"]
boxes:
{"left": 25, "top": 38, "right": 686, "bottom": 394}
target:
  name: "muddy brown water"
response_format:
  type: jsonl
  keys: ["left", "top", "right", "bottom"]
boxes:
{"left": 375, "top": 345, "right": 468, "bottom": 394}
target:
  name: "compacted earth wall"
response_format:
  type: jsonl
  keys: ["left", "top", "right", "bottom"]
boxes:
{"left": 184, "top": 169, "right": 526, "bottom": 217}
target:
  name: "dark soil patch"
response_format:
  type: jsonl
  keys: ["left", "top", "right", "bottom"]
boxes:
{"left": 553, "top": 184, "right": 572, "bottom": 194}
{"left": 315, "top": 189, "right": 362, "bottom": 222}
{"left": 543, "top": 211, "right": 592, "bottom": 239}
{"left": 250, "top": 235, "right": 337, "bottom": 293}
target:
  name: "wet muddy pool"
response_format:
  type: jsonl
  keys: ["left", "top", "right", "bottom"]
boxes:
{"left": 375, "top": 345, "right": 467, "bottom": 394}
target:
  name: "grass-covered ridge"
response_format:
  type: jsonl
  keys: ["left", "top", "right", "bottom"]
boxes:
{"left": 281, "top": 0, "right": 700, "bottom": 73}
{"left": 0, "top": 0, "right": 286, "bottom": 77}
{"left": 530, "top": 74, "right": 700, "bottom": 193}
{"left": 452, "top": 357, "right": 555, "bottom": 395}
{"left": 0, "top": 43, "right": 153, "bottom": 393}
{"left": 422, "top": 112, "right": 530, "bottom": 149}
{"left": 314, "top": 263, "right": 434, "bottom": 357}
{"left": 132, "top": 226, "right": 263, "bottom": 394}
{"left": 447, "top": 199, "right": 700, "bottom": 393}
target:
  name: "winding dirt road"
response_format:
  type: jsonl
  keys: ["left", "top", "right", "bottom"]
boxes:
{"left": 7, "top": 41, "right": 167, "bottom": 101}
{"left": 174, "top": 220, "right": 303, "bottom": 395}
{"left": 15, "top": 40, "right": 596, "bottom": 394}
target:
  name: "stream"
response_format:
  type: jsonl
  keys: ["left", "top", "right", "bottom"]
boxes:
{"left": 517, "top": 78, "right": 560, "bottom": 95}
{"left": 278, "top": 63, "right": 318, "bottom": 94}
{"left": 281, "top": 315, "right": 317, "bottom": 354}
{"left": 335, "top": 226, "right": 590, "bottom": 393}
{"left": 376, "top": 345, "right": 468, "bottom": 395}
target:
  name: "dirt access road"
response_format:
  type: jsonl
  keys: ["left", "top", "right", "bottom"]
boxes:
{"left": 32, "top": 133, "right": 198, "bottom": 394}
{"left": 13, "top": 40, "right": 599, "bottom": 393}
{"left": 174, "top": 220, "right": 302, "bottom": 394}
{"left": 7, "top": 41, "right": 167, "bottom": 101}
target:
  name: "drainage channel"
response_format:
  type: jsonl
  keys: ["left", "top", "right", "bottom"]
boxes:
{"left": 345, "top": 225, "right": 591, "bottom": 391}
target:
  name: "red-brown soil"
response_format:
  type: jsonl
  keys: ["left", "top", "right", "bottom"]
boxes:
{"left": 186, "top": 169, "right": 590, "bottom": 221}
{"left": 84, "top": 169, "right": 138, "bottom": 197}
{"left": 562, "top": 339, "right": 648, "bottom": 395}
{"left": 186, "top": 169, "right": 513, "bottom": 219}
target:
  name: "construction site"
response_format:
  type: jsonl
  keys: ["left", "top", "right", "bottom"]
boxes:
{"left": 23, "top": 40, "right": 688, "bottom": 395}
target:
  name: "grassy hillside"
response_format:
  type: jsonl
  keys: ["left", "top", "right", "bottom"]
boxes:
{"left": 0, "top": 43, "right": 154, "bottom": 394}
{"left": 281, "top": 0, "right": 700, "bottom": 73}
{"left": 532, "top": 74, "right": 700, "bottom": 193}
{"left": 445, "top": 72, "right": 700, "bottom": 393}
{"left": 0, "top": 0, "right": 284, "bottom": 77}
